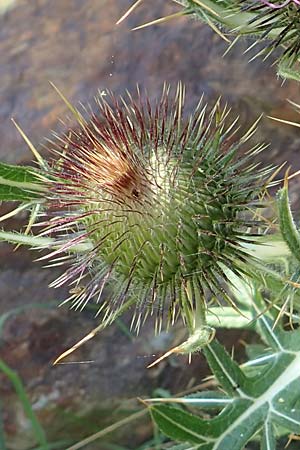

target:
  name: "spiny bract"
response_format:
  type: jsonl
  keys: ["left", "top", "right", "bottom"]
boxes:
{"left": 175, "top": 0, "right": 300, "bottom": 73}
{"left": 40, "top": 85, "right": 271, "bottom": 333}
{"left": 240, "top": 0, "right": 300, "bottom": 63}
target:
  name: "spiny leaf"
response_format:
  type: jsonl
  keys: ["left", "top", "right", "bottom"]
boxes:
{"left": 168, "top": 445, "right": 203, "bottom": 450}
{"left": 149, "top": 309, "right": 300, "bottom": 449}
{"left": 277, "top": 58, "right": 300, "bottom": 82}
{"left": 0, "top": 231, "right": 93, "bottom": 252}
{"left": 261, "top": 420, "right": 276, "bottom": 450}
{"left": 168, "top": 446, "right": 197, "bottom": 450}
{"left": 0, "top": 162, "right": 46, "bottom": 201}
{"left": 126, "top": 1, "right": 300, "bottom": 80}
{"left": 203, "top": 340, "right": 247, "bottom": 396}
{"left": 277, "top": 176, "right": 300, "bottom": 263}
{"left": 150, "top": 405, "right": 210, "bottom": 444}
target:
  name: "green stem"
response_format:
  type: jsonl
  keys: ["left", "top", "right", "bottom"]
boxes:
{"left": 0, "top": 400, "right": 6, "bottom": 450}
{"left": 0, "top": 359, "right": 48, "bottom": 449}
{"left": 65, "top": 410, "right": 147, "bottom": 450}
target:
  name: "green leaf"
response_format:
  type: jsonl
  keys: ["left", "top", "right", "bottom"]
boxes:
{"left": 261, "top": 420, "right": 276, "bottom": 450}
{"left": 203, "top": 340, "right": 247, "bottom": 396}
{"left": 277, "top": 59, "right": 300, "bottom": 82}
{"left": 175, "top": 391, "right": 232, "bottom": 409}
{"left": 0, "top": 231, "right": 93, "bottom": 252}
{"left": 206, "top": 307, "right": 252, "bottom": 329}
{"left": 169, "top": 445, "right": 203, "bottom": 450}
{"left": 277, "top": 181, "right": 300, "bottom": 263}
{"left": 0, "top": 400, "right": 6, "bottom": 450}
{"left": 0, "top": 162, "right": 46, "bottom": 201}
{"left": 150, "top": 405, "right": 208, "bottom": 445}
{"left": 150, "top": 310, "right": 300, "bottom": 449}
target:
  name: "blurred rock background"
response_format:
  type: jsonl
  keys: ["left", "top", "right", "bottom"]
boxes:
{"left": 0, "top": 0, "right": 300, "bottom": 449}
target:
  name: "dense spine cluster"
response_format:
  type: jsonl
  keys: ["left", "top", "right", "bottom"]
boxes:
{"left": 40, "top": 85, "right": 271, "bottom": 332}
{"left": 241, "top": 0, "right": 300, "bottom": 62}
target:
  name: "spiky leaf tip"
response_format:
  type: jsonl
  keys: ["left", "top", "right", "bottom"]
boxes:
{"left": 239, "top": 0, "right": 300, "bottom": 64}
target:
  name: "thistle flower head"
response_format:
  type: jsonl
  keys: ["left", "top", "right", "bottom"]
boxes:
{"left": 40, "top": 85, "right": 271, "bottom": 334}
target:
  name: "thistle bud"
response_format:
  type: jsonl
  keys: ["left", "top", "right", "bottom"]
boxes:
{"left": 39, "top": 84, "right": 271, "bottom": 357}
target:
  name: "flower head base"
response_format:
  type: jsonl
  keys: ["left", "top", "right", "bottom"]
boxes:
{"left": 41, "top": 85, "right": 271, "bottom": 336}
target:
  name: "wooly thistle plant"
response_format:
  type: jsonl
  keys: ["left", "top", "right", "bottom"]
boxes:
{"left": 0, "top": 84, "right": 277, "bottom": 364}
{"left": 2, "top": 85, "right": 300, "bottom": 449}
{"left": 125, "top": 0, "right": 300, "bottom": 81}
